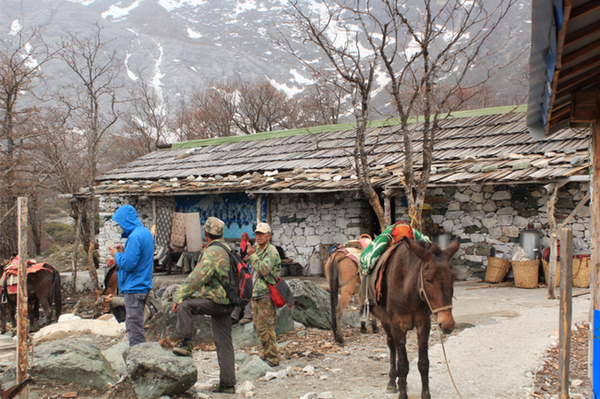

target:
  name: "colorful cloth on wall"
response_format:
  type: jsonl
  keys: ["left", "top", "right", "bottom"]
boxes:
{"left": 185, "top": 212, "right": 203, "bottom": 252}
{"left": 155, "top": 204, "right": 173, "bottom": 247}
{"left": 170, "top": 212, "right": 187, "bottom": 248}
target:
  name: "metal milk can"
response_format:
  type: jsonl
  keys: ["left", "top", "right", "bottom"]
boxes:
{"left": 519, "top": 230, "right": 541, "bottom": 261}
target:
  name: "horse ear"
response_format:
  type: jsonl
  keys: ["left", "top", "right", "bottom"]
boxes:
{"left": 442, "top": 237, "right": 460, "bottom": 260}
{"left": 404, "top": 237, "right": 428, "bottom": 260}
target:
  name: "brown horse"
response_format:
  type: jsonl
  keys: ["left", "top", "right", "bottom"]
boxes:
{"left": 95, "top": 264, "right": 119, "bottom": 314}
{"left": 371, "top": 237, "right": 459, "bottom": 399}
{"left": 1, "top": 264, "right": 62, "bottom": 333}
{"left": 326, "top": 250, "right": 378, "bottom": 344}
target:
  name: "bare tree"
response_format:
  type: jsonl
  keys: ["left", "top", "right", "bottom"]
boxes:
{"left": 296, "top": 70, "right": 350, "bottom": 127}
{"left": 285, "top": 1, "right": 386, "bottom": 230}
{"left": 286, "top": 0, "right": 517, "bottom": 231}
{"left": 125, "top": 79, "right": 170, "bottom": 153}
{"left": 0, "top": 27, "right": 57, "bottom": 257}
{"left": 61, "top": 23, "right": 123, "bottom": 289}
{"left": 234, "top": 79, "right": 295, "bottom": 134}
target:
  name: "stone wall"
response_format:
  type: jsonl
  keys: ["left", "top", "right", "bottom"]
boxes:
{"left": 270, "top": 192, "right": 371, "bottom": 273}
{"left": 395, "top": 182, "right": 591, "bottom": 280}
{"left": 97, "top": 196, "right": 175, "bottom": 265}
{"left": 97, "top": 182, "right": 590, "bottom": 280}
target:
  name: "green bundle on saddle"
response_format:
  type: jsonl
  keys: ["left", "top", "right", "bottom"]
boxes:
{"left": 359, "top": 221, "right": 430, "bottom": 276}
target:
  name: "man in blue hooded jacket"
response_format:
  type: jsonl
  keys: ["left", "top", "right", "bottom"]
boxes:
{"left": 108, "top": 205, "right": 154, "bottom": 346}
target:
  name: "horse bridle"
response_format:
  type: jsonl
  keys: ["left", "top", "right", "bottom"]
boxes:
{"left": 419, "top": 261, "right": 453, "bottom": 314}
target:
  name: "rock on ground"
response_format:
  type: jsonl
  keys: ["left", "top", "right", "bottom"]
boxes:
{"left": 287, "top": 279, "right": 332, "bottom": 330}
{"left": 237, "top": 355, "right": 274, "bottom": 382}
{"left": 126, "top": 342, "right": 197, "bottom": 399}
{"left": 31, "top": 339, "right": 117, "bottom": 390}
{"left": 233, "top": 306, "right": 295, "bottom": 347}
{"left": 145, "top": 308, "right": 212, "bottom": 348}
{"left": 32, "top": 316, "right": 126, "bottom": 340}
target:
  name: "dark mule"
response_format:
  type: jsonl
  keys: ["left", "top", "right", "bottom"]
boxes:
{"left": 326, "top": 250, "right": 378, "bottom": 344}
{"left": 372, "top": 237, "right": 459, "bottom": 399}
{"left": 1, "top": 264, "right": 62, "bottom": 333}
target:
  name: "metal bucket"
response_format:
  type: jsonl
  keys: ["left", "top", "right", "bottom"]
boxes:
{"left": 520, "top": 230, "right": 541, "bottom": 261}
{"left": 434, "top": 233, "right": 453, "bottom": 250}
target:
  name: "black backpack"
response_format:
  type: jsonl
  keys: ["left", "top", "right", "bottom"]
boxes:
{"left": 211, "top": 242, "right": 253, "bottom": 307}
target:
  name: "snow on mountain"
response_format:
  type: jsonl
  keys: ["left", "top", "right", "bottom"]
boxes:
{"left": 2, "top": 0, "right": 531, "bottom": 113}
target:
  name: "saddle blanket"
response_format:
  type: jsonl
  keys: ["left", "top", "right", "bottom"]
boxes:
{"left": 0, "top": 262, "right": 53, "bottom": 295}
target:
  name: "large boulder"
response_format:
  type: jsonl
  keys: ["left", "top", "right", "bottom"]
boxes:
{"left": 30, "top": 339, "right": 117, "bottom": 390}
{"left": 236, "top": 355, "right": 274, "bottom": 382}
{"left": 232, "top": 306, "right": 295, "bottom": 347}
{"left": 102, "top": 340, "right": 130, "bottom": 376}
{"left": 126, "top": 342, "right": 197, "bottom": 399}
{"left": 287, "top": 279, "right": 332, "bottom": 330}
{"left": 145, "top": 308, "right": 213, "bottom": 348}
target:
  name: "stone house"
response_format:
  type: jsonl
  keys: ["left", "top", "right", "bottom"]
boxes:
{"left": 79, "top": 106, "right": 590, "bottom": 280}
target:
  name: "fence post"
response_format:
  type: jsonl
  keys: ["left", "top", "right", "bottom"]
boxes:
{"left": 559, "top": 228, "right": 573, "bottom": 399}
{"left": 16, "top": 197, "right": 29, "bottom": 399}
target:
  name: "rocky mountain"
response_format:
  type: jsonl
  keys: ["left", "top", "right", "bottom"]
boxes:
{"left": 1, "top": 0, "right": 532, "bottom": 116}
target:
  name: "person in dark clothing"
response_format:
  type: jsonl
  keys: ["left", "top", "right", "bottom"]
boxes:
{"left": 231, "top": 233, "right": 253, "bottom": 324}
{"left": 108, "top": 205, "right": 154, "bottom": 347}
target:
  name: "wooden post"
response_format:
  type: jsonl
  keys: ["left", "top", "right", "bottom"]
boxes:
{"left": 592, "top": 121, "right": 600, "bottom": 397}
{"left": 547, "top": 183, "right": 559, "bottom": 299}
{"left": 16, "top": 197, "right": 29, "bottom": 399}
{"left": 558, "top": 228, "right": 573, "bottom": 399}
{"left": 256, "top": 194, "right": 264, "bottom": 223}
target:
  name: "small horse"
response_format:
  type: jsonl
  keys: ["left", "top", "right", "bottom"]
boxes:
{"left": 1, "top": 263, "right": 62, "bottom": 333}
{"left": 95, "top": 262, "right": 119, "bottom": 314}
{"left": 326, "top": 249, "right": 378, "bottom": 344}
{"left": 371, "top": 237, "right": 459, "bottom": 399}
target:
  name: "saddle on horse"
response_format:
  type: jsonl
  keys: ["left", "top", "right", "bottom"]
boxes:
{"left": 0, "top": 257, "right": 54, "bottom": 297}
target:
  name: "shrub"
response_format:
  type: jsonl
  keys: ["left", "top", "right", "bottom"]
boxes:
{"left": 43, "top": 222, "right": 76, "bottom": 245}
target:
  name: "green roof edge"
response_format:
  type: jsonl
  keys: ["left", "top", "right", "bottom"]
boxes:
{"left": 171, "top": 104, "right": 528, "bottom": 150}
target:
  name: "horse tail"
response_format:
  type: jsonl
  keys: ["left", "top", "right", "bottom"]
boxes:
{"left": 52, "top": 267, "right": 62, "bottom": 321}
{"left": 327, "top": 252, "right": 341, "bottom": 339}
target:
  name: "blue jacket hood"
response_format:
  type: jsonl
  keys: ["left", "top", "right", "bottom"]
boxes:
{"left": 112, "top": 205, "right": 143, "bottom": 238}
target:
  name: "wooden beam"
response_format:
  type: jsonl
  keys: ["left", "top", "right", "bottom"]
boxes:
{"left": 565, "top": 23, "right": 600, "bottom": 48}
{"left": 558, "top": 64, "right": 600, "bottom": 93}
{"left": 558, "top": 228, "right": 573, "bottom": 399}
{"left": 562, "top": 38, "right": 600, "bottom": 66}
{"left": 546, "top": 0, "right": 573, "bottom": 132}
{"left": 570, "top": 0, "right": 600, "bottom": 21}
{"left": 571, "top": 89, "right": 600, "bottom": 122}
{"left": 559, "top": 53, "right": 600, "bottom": 81}
{"left": 555, "top": 73, "right": 600, "bottom": 102}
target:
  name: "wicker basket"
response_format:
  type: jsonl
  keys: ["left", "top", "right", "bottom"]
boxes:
{"left": 573, "top": 257, "right": 591, "bottom": 288}
{"left": 485, "top": 257, "right": 511, "bottom": 283}
{"left": 512, "top": 260, "right": 539, "bottom": 289}
{"left": 542, "top": 259, "right": 560, "bottom": 287}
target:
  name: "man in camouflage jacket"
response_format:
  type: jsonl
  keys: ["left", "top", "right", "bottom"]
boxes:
{"left": 245, "top": 222, "right": 281, "bottom": 367}
{"left": 171, "top": 216, "right": 236, "bottom": 394}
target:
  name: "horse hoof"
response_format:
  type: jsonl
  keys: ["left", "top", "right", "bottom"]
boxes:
{"left": 386, "top": 386, "right": 397, "bottom": 393}
{"left": 372, "top": 326, "right": 380, "bottom": 334}
{"left": 360, "top": 327, "right": 368, "bottom": 334}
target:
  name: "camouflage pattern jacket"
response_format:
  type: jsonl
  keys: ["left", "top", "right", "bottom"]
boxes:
{"left": 247, "top": 242, "right": 281, "bottom": 298}
{"left": 173, "top": 239, "right": 232, "bottom": 305}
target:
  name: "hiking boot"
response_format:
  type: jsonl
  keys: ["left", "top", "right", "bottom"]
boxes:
{"left": 172, "top": 339, "right": 193, "bottom": 357}
{"left": 209, "top": 385, "right": 235, "bottom": 394}
{"left": 238, "top": 317, "right": 252, "bottom": 325}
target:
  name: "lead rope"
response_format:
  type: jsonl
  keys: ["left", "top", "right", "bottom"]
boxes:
{"left": 419, "top": 262, "right": 464, "bottom": 399}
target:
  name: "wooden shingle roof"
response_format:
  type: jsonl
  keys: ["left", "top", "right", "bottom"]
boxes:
{"left": 87, "top": 107, "right": 590, "bottom": 197}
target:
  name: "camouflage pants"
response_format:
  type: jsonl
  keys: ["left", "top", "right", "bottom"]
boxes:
{"left": 252, "top": 296, "right": 278, "bottom": 364}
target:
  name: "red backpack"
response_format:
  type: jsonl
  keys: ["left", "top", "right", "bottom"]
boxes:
{"left": 211, "top": 242, "right": 253, "bottom": 307}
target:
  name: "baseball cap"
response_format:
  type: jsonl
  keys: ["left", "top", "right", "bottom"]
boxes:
{"left": 204, "top": 217, "right": 225, "bottom": 236}
{"left": 254, "top": 222, "right": 272, "bottom": 234}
